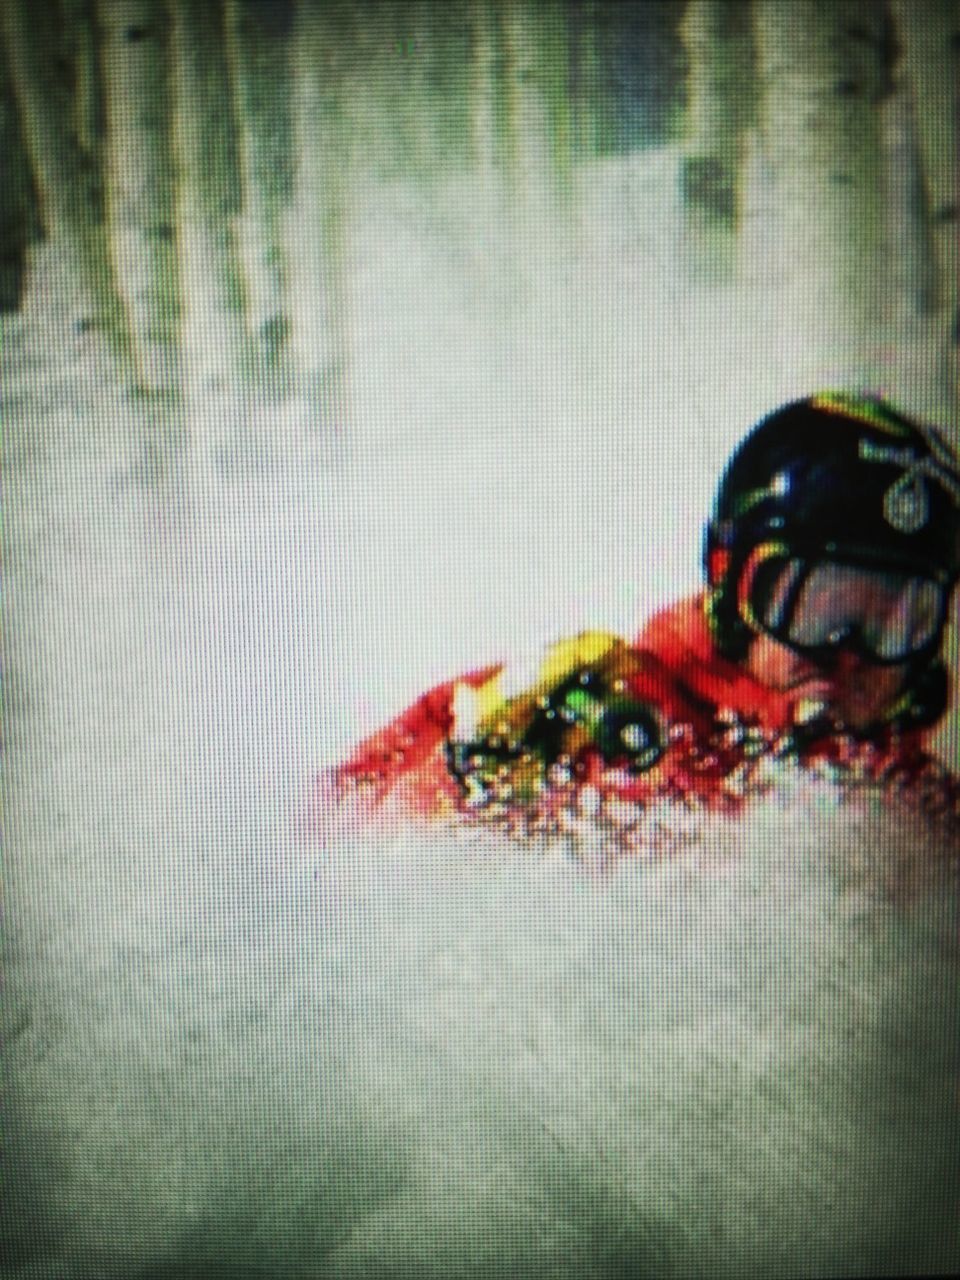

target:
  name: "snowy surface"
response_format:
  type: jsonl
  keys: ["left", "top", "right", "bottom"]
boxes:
{"left": 3, "top": 152, "right": 959, "bottom": 1278}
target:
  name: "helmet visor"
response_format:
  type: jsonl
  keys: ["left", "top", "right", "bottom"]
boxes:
{"left": 741, "top": 546, "right": 950, "bottom": 664}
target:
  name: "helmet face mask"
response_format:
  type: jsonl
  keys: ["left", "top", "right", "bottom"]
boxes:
{"left": 706, "top": 395, "right": 960, "bottom": 676}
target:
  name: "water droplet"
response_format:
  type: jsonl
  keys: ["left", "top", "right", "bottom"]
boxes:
{"left": 621, "top": 723, "right": 648, "bottom": 752}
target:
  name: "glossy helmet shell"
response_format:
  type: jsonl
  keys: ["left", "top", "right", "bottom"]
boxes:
{"left": 704, "top": 393, "right": 960, "bottom": 663}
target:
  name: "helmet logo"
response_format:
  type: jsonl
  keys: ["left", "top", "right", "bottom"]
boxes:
{"left": 883, "top": 472, "right": 928, "bottom": 533}
{"left": 859, "top": 434, "right": 960, "bottom": 533}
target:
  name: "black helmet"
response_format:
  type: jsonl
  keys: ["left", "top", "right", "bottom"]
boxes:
{"left": 705, "top": 394, "right": 960, "bottom": 671}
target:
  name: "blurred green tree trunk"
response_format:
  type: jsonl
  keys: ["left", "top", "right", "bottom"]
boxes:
{"left": 0, "top": 31, "right": 39, "bottom": 311}
{"left": 223, "top": 0, "right": 291, "bottom": 387}
{"left": 889, "top": 0, "right": 959, "bottom": 417}
{"left": 569, "top": 1, "right": 613, "bottom": 160}
{"left": 63, "top": 0, "right": 102, "bottom": 160}
{"left": 98, "top": 0, "right": 180, "bottom": 393}
{"left": 468, "top": 0, "right": 500, "bottom": 182}
{"left": 286, "top": 0, "right": 350, "bottom": 425}
{"left": 679, "top": 0, "right": 754, "bottom": 280}
{"left": 501, "top": 2, "right": 559, "bottom": 215}
{"left": 753, "top": 0, "right": 892, "bottom": 387}
{"left": 1, "top": 0, "right": 124, "bottom": 341}
{"left": 170, "top": 0, "right": 246, "bottom": 396}
{"left": 401, "top": 2, "right": 440, "bottom": 176}
{"left": 883, "top": 79, "right": 939, "bottom": 317}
